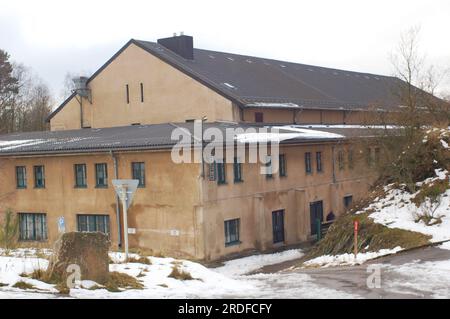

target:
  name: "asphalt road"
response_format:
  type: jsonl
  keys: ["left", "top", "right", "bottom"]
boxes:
{"left": 263, "top": 246, "right": 450, "bottom": 298}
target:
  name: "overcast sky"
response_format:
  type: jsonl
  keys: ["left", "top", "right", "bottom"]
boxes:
{"left": 1, "top": 0, "right": 450, "bottom": 106}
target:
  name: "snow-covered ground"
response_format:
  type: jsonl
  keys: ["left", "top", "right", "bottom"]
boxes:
{"left": 0, "top": 248, "right": 358, "bottom": 299}
{"left": 359, "top": 169, "right": 450, "bottom": 243}
{"left": 303, "top": 247, "right": 403, "bottom": 268}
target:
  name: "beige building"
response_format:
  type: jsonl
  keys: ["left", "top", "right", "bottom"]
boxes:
{"left": 0, "top": 34, "right": 402, "bottom": 260}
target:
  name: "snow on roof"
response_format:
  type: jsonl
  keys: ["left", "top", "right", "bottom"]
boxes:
{"left": 235, "top": 126, "right": 344, "bottom": 143}
{"left": 0, "top": 139, "right": 47, "bottom": 151}
{"left": 244, "top": 102, "right": 301, "bottom": 109}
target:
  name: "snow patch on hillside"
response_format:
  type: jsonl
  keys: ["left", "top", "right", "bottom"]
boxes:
{"left": 358, "top": 169, "right": 450, "bottom": 242}
{"left": 303, "top": 247, "right": 402, "bottom": 268}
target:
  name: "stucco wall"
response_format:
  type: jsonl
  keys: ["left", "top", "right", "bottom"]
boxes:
{"left": 0, "top": 151, "right": 202, "bottom": 259}
{"left": 50, "top": 43, "right": 235, "bottom": 130}
{"left": 200, "top": 143, "right": 375, "bottom": 260}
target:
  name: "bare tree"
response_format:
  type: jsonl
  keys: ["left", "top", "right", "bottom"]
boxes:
{"left": 359, "top": 27, "right": 450, "bottom": 191}
{"left": 0, "top": 50, "right": 53, "bottom": 133}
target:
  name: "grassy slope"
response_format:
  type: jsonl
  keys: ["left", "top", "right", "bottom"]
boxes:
{"left": 303, "top": 212, "right": 431, "bottom": 261}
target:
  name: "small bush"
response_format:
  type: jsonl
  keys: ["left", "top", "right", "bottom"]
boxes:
{"left": 12, "top": 281, "right": 36, "bottom": 290}
{"left": 0, "top": 283, "right": 7, "bottom": 287}
{"left": 127, "top": 256, "right": 152, "bottom": 265}
{"left": 104, "top": 272, "right": 144, "bottom": 292}
{"left": 55, "top": 282, "right": 70, "bottom": 295}
{"left": 168, "top": 266, "right": 194, "bottom": 281}
{"left": 30, "top": 268, "right": 46, "bottom": 281}
{"left": 0, "top": 209, "right": 19, "bottom": 251}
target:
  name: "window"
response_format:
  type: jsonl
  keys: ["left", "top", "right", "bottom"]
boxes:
{"left": 74, "top": 164, "right": 87, "bottom": 188}
{"left": 224, "top": 218, "right": 240, "bottom": 246}
{"left": 366, "top": 147, "right": 374, "bottom": 167}
{"left": 255, "top": 112, "right": 264, "bottom": 123}
{"left": 208, "top": 157, "right": 216, "bottom": 181}
{"left": 316, "top": 152, "right": 323, "bottom": 173}
{"left": 16, "top": 166, "right": 26, "bottom": 189}
{"left": 233, "top": 157, "right": 243, "bottom": 183}
{"left": 344, "top": 195, "right": 353, "bottom": 210}
{"left": 279, "top": 154, "right": 287, "bottom": 177}
{"left": 272, "top": 210, "right": 285, "bottom": 243}
{"left": 348, "top": 149, "right": 354, "bottom": 170}
{"left": 305, "top": 152, "right": 312, "bottom": 174}
{"left": 19, "top": 213, "right": 47, "bottom": 241}
{"left": 216, "top": 161, "right": 226, "bottom": 185}
{"left": 126, "top": 84, "right": 130, "bottom": 104}
{"left": 77, "top": 215, "right": 110, "bottom": 235}
{"left": 95, "top": 163, "right": 108, "bottom": 188}
{"left": 374, "top": 147, "right": 381, "bottom": 164}
{"left": 338, "top": 150, "right": 345, "bottom": 170}
{"left": 140, "top": 83, "right": 144, "bottom": 102}
{"left": 265, "top": 156, "right": 273, "bottom": 179}
{"left": 132, "top": 162, "right": 145, "bottom": 187}
{"left": 34, "top": 165, "right": 45, "bottom": 188}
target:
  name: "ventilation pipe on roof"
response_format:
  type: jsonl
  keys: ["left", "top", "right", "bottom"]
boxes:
{"left": 72, "top": 76, "right": 92, "bottom": 129}
{"left": 157, "top": 34, "right": 194, "bottom": 60}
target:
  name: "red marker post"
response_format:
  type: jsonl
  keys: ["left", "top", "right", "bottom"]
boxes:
{"left": 353, "top": 220, "right": 359, "bottom": 258}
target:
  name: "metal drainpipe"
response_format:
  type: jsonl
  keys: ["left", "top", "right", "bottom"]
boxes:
{"left": 110, "top": 150, "right": 122, "bottom": 248}
{"left": 331, "top": 145, "right": 336, "bottom": 184}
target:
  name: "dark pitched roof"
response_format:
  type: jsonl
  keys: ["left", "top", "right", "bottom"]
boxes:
{"left": 0, "top": 122, "right": 385, "bottom": 156}
{"left": 134, "top": 40, "right": 403, "bottom": 111}
{"left": 47, "top": 38, "right": 409, "bottom": 122}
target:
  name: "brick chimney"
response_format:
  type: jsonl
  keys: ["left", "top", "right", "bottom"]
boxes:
{"left": 157, "top": 34, "right": 194, "bottom": 60}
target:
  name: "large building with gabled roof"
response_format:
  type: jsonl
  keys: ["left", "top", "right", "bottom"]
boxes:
{"left": 0, "top": 34, "right": 403, "bottom": 260}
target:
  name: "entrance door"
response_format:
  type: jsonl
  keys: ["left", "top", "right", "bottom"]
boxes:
{"left": 310, "top": 201, "right": 323, "bottom": 235}
{"left": 272, "top": 210, "right": 285, "bottom": 243}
